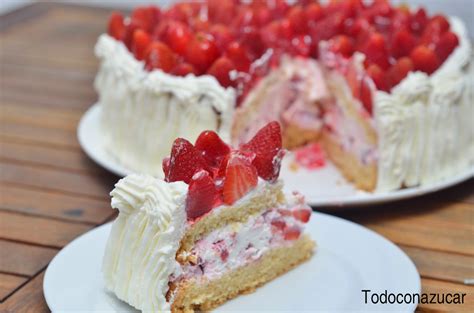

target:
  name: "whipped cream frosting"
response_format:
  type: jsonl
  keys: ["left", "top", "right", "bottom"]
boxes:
{"left": 374, "top": 16, "right": 473, "bottom": 191}
{"left": 95, "top": 35, "right": 235, "bottom": 177}
{"left": 102, "top": 174, "right": 187, "bottom": 311}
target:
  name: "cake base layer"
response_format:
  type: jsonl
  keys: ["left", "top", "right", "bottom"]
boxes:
{"left": 322, "top": 131, "right": 377, "bottom": 191}
{"left": 171, "top": 235, "right": 315, "bottom": 313}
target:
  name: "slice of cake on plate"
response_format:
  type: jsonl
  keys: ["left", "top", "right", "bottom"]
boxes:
{"left": 95, "top": 1, "right": 472, "bottom": 192}
{"left": 102, "top": 122, "right": 315, "bottom": 312}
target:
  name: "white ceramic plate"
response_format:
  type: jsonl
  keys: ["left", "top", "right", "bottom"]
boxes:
{"left": 44, "top": 212, "right": 420, "bottom": 312}
{"left": 78, "top": 104, "right": 473, "bottom": 207}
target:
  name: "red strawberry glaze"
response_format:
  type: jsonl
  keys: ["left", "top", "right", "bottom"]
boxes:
{"left": 164, "top": 122, "right": 285, "bottom": 220}
{"left": 106, "top": 1, "right": 460, "bottom": 109}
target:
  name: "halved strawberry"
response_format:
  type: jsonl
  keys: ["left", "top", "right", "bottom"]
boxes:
{"left": 145, "top": 41, "right": 177, "bottom": 72}
{"left": 195, "top": 130, "right": 231, "bottom": 167}
{"left": 387, "top": 57, "right": 414, "bottom": 88}
{"left": 166, "top": 138, "right": 207, "bottom": 184}
{"left": 435, "top": 31, "right": 459, "bottom": 62}
{"left": 410, "top": 45, "right": 440, "bottom": 75}
{"left": 171, "top": 63, "right": 198, "bottom": 76}
{"left": 292, "top": 207, "right": 311, "bottom": 223}
{"left": 131, "top": 29, "right": 151, "bottom": 61}
{"left": 185, "top": 32, "right": 220, "bottom": 74}
{"left": 207, "top": 57, "right": 236, "bottom": 88}
{"left": 222, "top": 153, "right": 258, "bottom": 205}
{"left": 186, "top": 170, "right": 221, "bottom": 220}
{"left": 107, "top": 12, "right": 125, "bottom": 40}
{"left": 240, "top": 122, "right": 283, "bottom": 182}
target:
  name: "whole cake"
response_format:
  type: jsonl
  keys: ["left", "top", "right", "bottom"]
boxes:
{"left": 95, "top": 0, "right": 473, "bottom": 191}
{"left": 102, "top": 122, "right": 315, "bottom": 312}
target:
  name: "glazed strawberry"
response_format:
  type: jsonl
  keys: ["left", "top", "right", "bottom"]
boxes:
{"left": 166, "top": 138, "right": 207, "bottom": 184}
{"left": 195, "top": 130, "right": 231, "bottom": 167}
{"left": 186, "top": 170, "right": 221, "bottom": 220}
{"left": 391, "top": 29, "right": 416, "bottom": 58}
{"left": 388, "top": 57, "right": 414, "bottom": 88}
{"left": 162, "top": 21, "right": 192, "bottom": 56}
{"left": 288, "top": 5, "right": 307, "bottom": 34}
{"left": 225, "top": 41, "right": 251, "bottom": 72}
{"left": 279, "top": 18, "right": 294, "bottom": 41}
{"left": 366, "top": 63, "right": 388, "bottom": 92}
{"left": 131, "top": 6, "right": 160, "bottom": 33}
{"left": 290, "top": 35, "right": 311, "bottom": 57}
{"left": 208, "top": 0, "right": 236, "bottom": 24}
{"left": 145, "top": 41, "right": 177, "bottom": 72}
{"left": 222, "top": 152, "right": 258, "bottom": 205}
{"left": 261, "top": 21, "right": 280, "bottom": 48}
{"left": 209, "top": 24, "right": 235, "bottom": 53}
{"left": 410, "top": 8, "right": 428, "bottom": 35}
{"left": 171, "top": 63, "right": 197, "bottom": 76}
{"left": 420, "top": 20, "right": 444, "bottom": 48}
{"left": 362, "top": 32, "right": 390, "bottom": 70}
{"left": 328, "top": 35, "right": 354, "bottom": 58}
{"left": 108, "top": 12, "right": 125, "bottom": 40}
{"left": 305, "top": 3, "right": 324, "bottom": 28}
{"left": 131, "top": 29, "right": 151, "bottom": 61}
{"left": 435, "top": 31, "right": 459, "bottom": 62}
{"left": 240, "top": 121, "right": 283, "bottom": 182}
{"left": 293, "top": 207, "right": 311, "bottom": 223}
{"left": 185, "top": 32, "right": 220, "bottom": 74}
{"left": 410, "top": 45, "right": 440, "bottom": 75}
{"left": 207, "top": 57, "right": 236, "bottom": 88}
{"left": 254, "top": 6, "right": 272, "bottom": 26}
{"left": 283, "top": 226, "right": 301, "bottom": 240}
{"left": 430, "top": 15, "right": 450, "bottom": 33}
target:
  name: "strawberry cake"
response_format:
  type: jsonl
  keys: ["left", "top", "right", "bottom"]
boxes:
{"left": 102, "top": 122, "right": 315, "bottom": 312}
{"left": 95, "top": 0, "right": 473, "bottom": 191}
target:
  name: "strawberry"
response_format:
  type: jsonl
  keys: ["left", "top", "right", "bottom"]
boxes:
{"left": 195, "top": 130, "right": 230, "bottom": 167}
{"left": 366, "top": 63, "right": 388, "bottom": 92}
{"left": 185, "top": 32, "right": 220, "bottom": 74}
{"left": 362, "top": 32, "right": 390, "bottom": 70}
{"left": 290, "top": 35, "right": 311, "bottom": 57}
{"left": 283, "top": 226, "right": 301, "bottom": 240}
{"left": 293, "top": 207, "right": 311, "bottom": 223}
{"left": 186, "top": 170, "right": 221, "bottom": 220}
{"left": 162, "top": 21, "right": 192, "bottom": 56}
{"left": 209, "top": 24, "right": 235, "bottom": 53}
{"left": 328, "top": 35, "right": 354, "bottom": 58}
{"left": 222, "top": 152, "right": 258, "bottom": 205}
{"left": 387, "top": 57, "right": 414, "bottom": 88}
{"left": 166, "top": 138, "right": 207, "bottom": 184}
{"left": 435, "top": 31, "right": 459, "bottom": 62}
{"left": 208, "top": 0, "right": 236, "bottom": 24}
{"left": 287, "top": 5, "right": 307, "bottom": 34}
{"left": 207, "top": 57, "right": 236, "bottom": 88}
{"left": 240, "top": 121, "right": 283, "bottom": 182}
{"left": 260, "top": 21, "right": 281, "bottom": 49}
{"left": 271, "top": 219, "right": 286, "bottom": 233}
{"left": 410, "top": 45, "right": 440, "bottom": 75}
{"left": 131, "top": 6, "right": 160, "bottom": 33}
{"left": 430, "top": 15, "right": 450, "bottom": 33}
{"left": 131, "top": 29, "right": 151, "bottom": 61}
{"left": 390, "top": 29, "right": 416, "bottom": 58}
{"left": 411, "top": 8, "right": 428, "bottom": 35}
{"left": 305, "top": 3, "right": 324, "bottom": 28}
{"left": 107, "top": 12, "right": 125, "bottom": 40}
{"left": 225, "top": 41, "right": 251, "bottom": 72}
{"left": 279, "top": 18, "right": 294, "bottom": 41}
{"left": 145, "top": 41, "right": 177, "bottom": 72}
{"left": 171, "top": 63, "right": 198, "bottom": 76}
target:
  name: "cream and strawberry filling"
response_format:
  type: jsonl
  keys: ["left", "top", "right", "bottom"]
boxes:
{"left": 174, "top": 196, "right": 310, "bottom": 283}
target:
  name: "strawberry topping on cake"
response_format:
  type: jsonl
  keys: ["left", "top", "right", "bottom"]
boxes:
{"left": 107, "top": 0, "right": 459, "bottom": 111}
{"left": 164, "top": 121, "right": 285, "bottom": 221}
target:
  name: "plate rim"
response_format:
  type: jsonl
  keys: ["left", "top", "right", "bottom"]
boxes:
{"left": 43, "top": 212, "right": 421, "bottom": 312}
{"left": 78, "top": 103, "right": 473, "bottom": 207}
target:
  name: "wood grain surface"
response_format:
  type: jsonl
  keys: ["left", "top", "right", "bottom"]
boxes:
{"left": 0, "top": 3, "right": 473, "bottom": 312}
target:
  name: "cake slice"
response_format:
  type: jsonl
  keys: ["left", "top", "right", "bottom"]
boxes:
{"left": 102, "top": 122, "right": 315, "bottom": 312}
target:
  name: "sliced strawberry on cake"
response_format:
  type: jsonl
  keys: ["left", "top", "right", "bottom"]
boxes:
{"left": 102, "top": 122, "right": 315, "bottom": 312}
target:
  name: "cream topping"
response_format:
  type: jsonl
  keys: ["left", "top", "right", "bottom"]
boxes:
{"left": 95, "top": 34, "right": 235, "bottom": 176}
{"left": 374, "top": 16, "right": 473, "bottom": 191}
{"left": 102, "top": 174, "right": 187, "bottom": 312}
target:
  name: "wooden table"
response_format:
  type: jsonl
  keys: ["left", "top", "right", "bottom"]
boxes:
{"left": 0, "top": 3, "right": 473, "bottom": 312}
